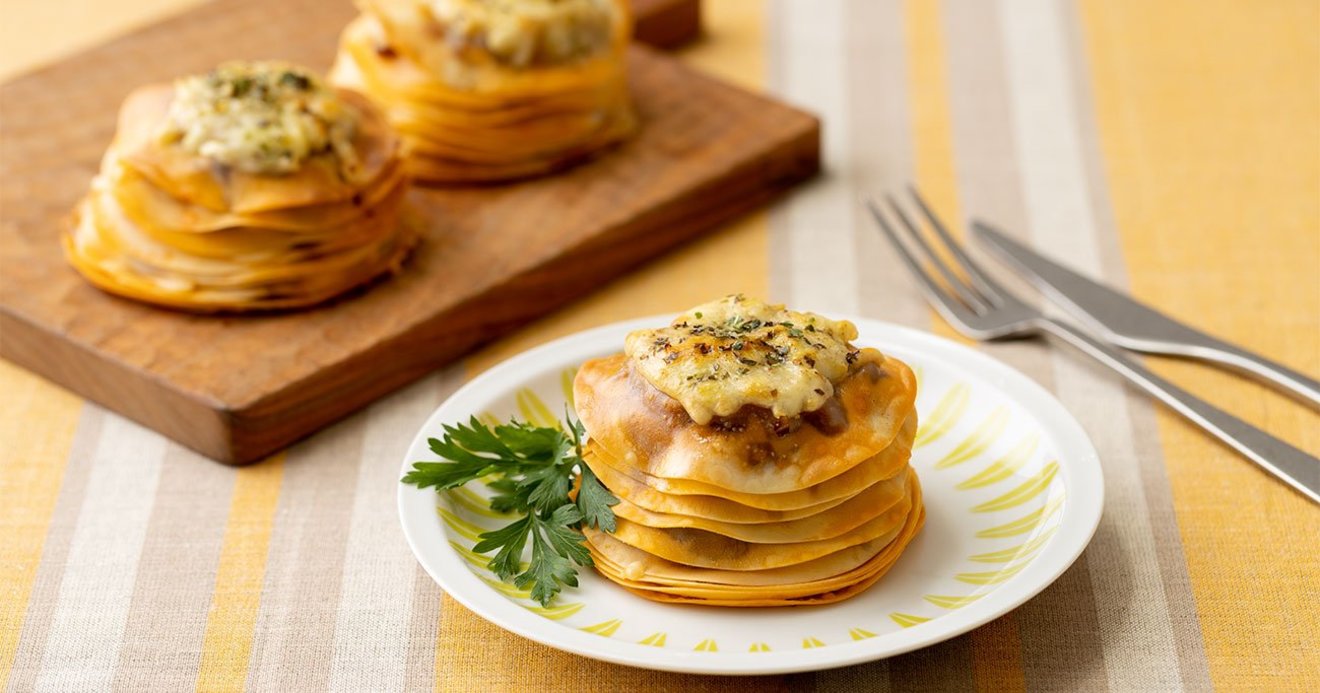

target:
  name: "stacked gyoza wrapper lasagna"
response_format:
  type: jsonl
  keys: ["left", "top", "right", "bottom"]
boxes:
{"left": 64, "top": 63, "right": 415, "bottom": 311}
{"left": 332, "top": 0, "right": 637, "bottom": 183}
{"left": 573, "top": 296, "right": 924, "bottom": 606}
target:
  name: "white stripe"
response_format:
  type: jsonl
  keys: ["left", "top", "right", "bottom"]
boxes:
{"left": 33, "top": 410, "right": 167, "bottom": 692}
{"left": 774, "top": 0, "right": 859, "bottom": 313}
{"left": 997, "top": 1, "right": 1184, "bottom": 690}
{"left": 326, "top": 375, "right": 444, "bottom": 693}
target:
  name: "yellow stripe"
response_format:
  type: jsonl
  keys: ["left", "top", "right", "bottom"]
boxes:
{"left": 0, "top": 362, "right": 81, "bottom": 688}
{"left": 515, "top": 389, "right": 557, "bottom": 428}
{"left": 479, "top": 575, "right": 531, "bottom": 600}
{"left": 956, "top": 561, "right": 1031, "bottom": 586}
{"left": 849, "top": 627, "right": 877, "bottom": 641}
{"left": 1080, "top": 1, "right": 1320, "bottom": 687}
{"left": 972, "top": 463, "right": 1059, "bottom": 513}
{"left": 449, "top": 541, "right": 526, "bottom": 574}
{"left": 195, "top": 456, "right": 284, "bottom": 692}
{"left": 446, "top": 487, "right": 511, "bottom": 519}
{"left": 936, "top": 407, "right": 1010, "bottom": 469}
{"left": 956, "top": 434, "right": 1040, "bottom": 490}
{"left": 890, "top": 612, "right": 932, "bottom": 628}
{"left": 976, "top": 495, "right": 1065, "bottom": 539}
{"left": 638, "top": 632, "right": 666, "bottom": 647}
{"left": 693, "top": 639, "right": 718, "bottom": 652}
{"left": 560, "top": 369, "right": 577, "bottom": 408}
{"left": 580, "top": 619, "right": 622, "bottom": 637}
{"left": 924, "top": 594, "right": 984, "bottom": 609}
{"left": 437, "top": 508, "right": 486, "bottom": 542}
{"left": 447, "top": 540, "right": 489, "bottom": 569}
{"left": 916, "top": 383, "right": 970, "bottom": 448}
{"left": 524, "top": 601, "right": 585, "bottom": 621}
{"left": 748, "top": 642, "right": 771, "bottom": 653}
{"left": 969, "top": 526, "right": 1059, "bottom": 563}
{"left": 905, "top": 0, "right": 982, "bottom": 352}
{"left": 970, "top": 612, "right": 1026, "bottom": 693}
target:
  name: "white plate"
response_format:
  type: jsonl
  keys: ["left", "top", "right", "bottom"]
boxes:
{"left": 398, "top": 317, "right": 1103, "bottom": 675}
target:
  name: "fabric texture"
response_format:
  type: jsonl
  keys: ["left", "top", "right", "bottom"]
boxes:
{"left": 2, "top": 0, "right": 1317, "bottom": 691}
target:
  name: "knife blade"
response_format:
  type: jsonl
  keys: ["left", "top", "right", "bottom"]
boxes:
{"left": 973, "top": 220, "right": 1320, "bottom": 408}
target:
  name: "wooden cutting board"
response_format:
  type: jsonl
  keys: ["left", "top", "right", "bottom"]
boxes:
{"left": 0, "top": 0, "right": 820, "bottom": 464}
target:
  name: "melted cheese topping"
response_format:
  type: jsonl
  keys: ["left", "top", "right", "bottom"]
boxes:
{"left": 624, "top": 295, "right": 861, "bottom": 425}
{"left": 159, "top": 62, "right": 359, "bottom": 176}
{"left": 428, "top": 0, "right": 614, "bottom": 67}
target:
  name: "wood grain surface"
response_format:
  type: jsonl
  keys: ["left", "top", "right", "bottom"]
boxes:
{"left": 0, "top": 0, "right": 819, "bottom": 464}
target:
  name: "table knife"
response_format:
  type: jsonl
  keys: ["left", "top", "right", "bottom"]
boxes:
{"left": 974, "top": 221, "right": 1320, "bottom": 409}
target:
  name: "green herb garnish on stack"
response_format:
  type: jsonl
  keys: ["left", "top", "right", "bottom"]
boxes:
{"left": 401, "top": 415, "right": 618, "bottom": 606}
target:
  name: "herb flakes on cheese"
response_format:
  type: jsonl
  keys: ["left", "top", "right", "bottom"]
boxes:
{"left": 624, "top": 295, "right": 862, "bottom": 425}
{"left": 160, "top": 61, "right": 359, "bottom": 176}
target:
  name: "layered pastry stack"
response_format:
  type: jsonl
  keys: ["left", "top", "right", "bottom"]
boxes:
{"left": 331, "top": 0, "right": 637, "bottom": 183}
{"left": 64, "top": 61, "right": 415, "bottom": 312}
{"left": 574, "top": 296, "right": 924, "bottom": 606}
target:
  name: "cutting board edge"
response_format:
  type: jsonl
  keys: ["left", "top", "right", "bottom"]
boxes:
{"left": 1, "top": 307, "right": 238, "bottom": 458}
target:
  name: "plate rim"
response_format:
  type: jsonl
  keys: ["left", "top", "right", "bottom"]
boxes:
{"left": 397, "top": 316, "right": 1104, "bottom": 675}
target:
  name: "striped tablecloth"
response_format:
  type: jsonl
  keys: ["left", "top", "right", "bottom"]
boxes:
{"left": 3, "top": 1, "right": 1317, "bottom": 690}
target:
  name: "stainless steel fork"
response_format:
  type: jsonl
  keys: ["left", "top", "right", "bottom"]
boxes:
{"left": 866, "top": 187, "right": 1320, "bottom": 504}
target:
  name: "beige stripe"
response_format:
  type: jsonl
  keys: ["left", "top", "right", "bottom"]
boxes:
{"left": 244, "top": 418, "right": 365, "bottom": 691}
{"left": 328, "top": 371, "right": 457, "bottom": 692}
{"left": 863, "top": 0, "right": 987, "bottom": 686}
{"left": 5, "top": 408, "right": 101, "bottom": 693}
{"left": 766, "top": 0, "right": 853, "bottom": 686}
{"left": 34, "top": 412, "right": 168, "bottom": 691}
{"left": 938, "top": 1, "right": 1108, "bottom": 689}
{"left": 110, "top": 446, "right": 235, "bottom": 692}
{"left": 403, "top": 370, "right": 469, "bottom": 690}
{"left": 890, "top": 639, "right": 978, "bottom": 691}
{"left": 771, "top": 0, "right": 904, "bottom": 688}
{"left": 997, "top": 0, "right": 1186, "bottom": 689}
{"left": 1056, "top": 2, "right": 1213, "bottom": 689}
{"left": 769, "top": 0, "right": 859, "bottom": 313}
{"left": 844, "top": 0, "right": 929, "bottom": 332}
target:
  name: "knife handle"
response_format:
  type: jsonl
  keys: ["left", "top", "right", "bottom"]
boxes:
{"left": 1185, "top": 337, "right": 1320, "bottom": 409}
{"left": 1038, "top": 318, "right": 1320, "bottom": 504}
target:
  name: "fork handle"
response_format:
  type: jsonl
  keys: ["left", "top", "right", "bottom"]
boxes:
{"left": 1038, "top": 318, "right": 1320, "bottom": 504}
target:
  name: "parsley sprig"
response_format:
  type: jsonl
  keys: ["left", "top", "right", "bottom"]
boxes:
{"left": 402, "top": 415, "right": 618, "bottom": 606}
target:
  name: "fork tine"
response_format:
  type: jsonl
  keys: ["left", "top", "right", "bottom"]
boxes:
{"left": 884, "top": 194, "right": 992, "bottom": 313}
{"left": 906, "top": 184, "right": 1009, "bottom": 304}
{"left": 864, "top": 198, "right": 977, "bottom": 330}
